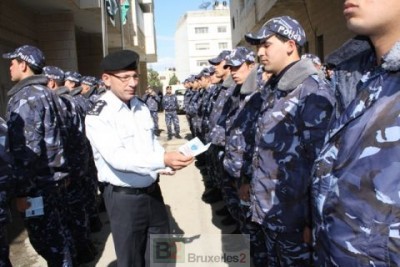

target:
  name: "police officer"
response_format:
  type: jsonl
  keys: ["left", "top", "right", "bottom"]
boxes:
{"left": 222, "top": 48, "right": 268, "bottom": 266}
{"left": 143, "top": 86, "right": 161, "bottom": 136}
{"left": 3, "top": 45, "right": 75, "bottom": 266}
{"left": 85, "top": 49, "right": 193, "bottom": 267}
{"left": 245, "top": 16, "right": 335, "bottom": 266}
{"left": 43, "top": 65, "right": 97, "bottom": 263}
{"left": 0, "top": 117, "right": 12, "bottom": 267}
{"left": 312, "top": 1, "right": 400, "bottom": 265}
{"left": 64, "top": 71, "right": 81, "bottom": 91}
{"left": 162, "top": 85, "right": 182, "bottom": 140}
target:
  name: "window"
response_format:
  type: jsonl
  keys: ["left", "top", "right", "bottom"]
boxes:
{"left": 217, "top": 26, "right": 227, "bottom": 33}
{"left": 197, "top": 60, "right": 208, "bottom": 67}
{"left": 218, "top": 42, "right": 228, "bottom": 49}
{"left": 195, "top": 27, "right": 208, "bottom": 34}
{"left": 195, "top": 43, "right": 210, "bottom": 50}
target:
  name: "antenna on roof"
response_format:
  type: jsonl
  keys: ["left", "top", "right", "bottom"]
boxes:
{"left": 199, "top": 1, "right": 211, "bottom": 9}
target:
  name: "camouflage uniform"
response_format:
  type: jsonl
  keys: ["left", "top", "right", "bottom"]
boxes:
{"left": 162, "top": 93, "right": 180, "bottom": 137}
{"left": 143, "top": 93, "right": 160, "bottom": 133}
{"left": 223, "top": 64, "right": 268, "bottom": 267}
{"left": 312, "top": 40, "right": 400, "bottom": 266}
{"left": 0, "top": 117, "right": 12, "bottom": 267}
{"left": 55, "top": 86, "right": 95, "bottom": 260}
{"left": 251, "top": 59, "right": 335, "bottom": 266}
{"left": 6, "top": 75, "right": 74, "bottom": 266}
{"left": 184, "top": 86, "right": 195, "bottom": 136}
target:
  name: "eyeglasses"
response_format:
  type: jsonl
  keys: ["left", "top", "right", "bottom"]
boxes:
{"left": 108, "top": 73, "right": 140, "bottom": 82}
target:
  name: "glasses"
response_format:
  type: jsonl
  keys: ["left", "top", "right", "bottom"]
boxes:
{"left": 108, "top": 73, "right": 140, "bottom": 82}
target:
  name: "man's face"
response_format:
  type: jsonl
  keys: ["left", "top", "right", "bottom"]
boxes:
{"left": 343, "top": 0, "right": 400, "bottom": 36}
{"left": 229, "top": 63, "right": 254, "bottom": 85}
{"left": 257, "top": 35, "right": 294, "bottom": 75}
{"left": 64, "top": 80, "right": 76, "bottom": 90}
{"left": 81, "top": 84, "right": 91, "bottom": 94}
{"left": 214, "top": 60, "right": 230, "bottom": 79}
{"left": 166, "top": 87, "right": 172, "bottom": 94}
{"left": 9, "top": 59, "right": 24, "bottom": 82}
{"left": 210, "top": 73, "right": 221, "bottom": 84}
{"left": 102, "top": 70, "right": 139, "bottom": 104}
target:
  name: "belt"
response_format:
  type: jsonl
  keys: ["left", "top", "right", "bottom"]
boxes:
{"left": 111, "top": 183, "right": 157, "bottom": 195}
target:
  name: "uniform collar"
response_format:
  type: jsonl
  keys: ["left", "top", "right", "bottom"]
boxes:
{"left": 7, "top": 74, "right": 48, "bottom": 97}
{"left": 104, "top": 90, "right": 132, "bottom": 112}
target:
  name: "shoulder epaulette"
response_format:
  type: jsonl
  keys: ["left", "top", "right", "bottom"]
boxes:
{"left": 87, "top": 100, "right": 107, "bottom": 116}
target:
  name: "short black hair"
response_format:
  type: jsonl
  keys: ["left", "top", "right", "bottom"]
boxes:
{"left": 274, "top": 34, "right": 302, "bottom": 56}
{"left": 17, "top": 58, "right": 42, "bottom": 74}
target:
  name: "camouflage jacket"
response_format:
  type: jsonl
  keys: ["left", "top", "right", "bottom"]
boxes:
{"left": 208, "top": 76, "right": 236, "bottom": 146}
{"left": 223, "top": 65, "right": 263, "bottom": 183}
{"left": 56, "top": 86, "right": 89, "bottom": 177}
{"left": 6, "top": 75, "right": 69, "bottom": 196}
{"left": 143, "top": 94, "right": 160, "bottom": 112}
{"left": 0, "top": 117, "right": 11, "bottom": 223}
{"left": 251, "top": 59, "right": 335, "bottom": 232}
{"left": 162, "top": 94, "right": 178, "bottom": 111}
{"left": 183, "top": 89, "right": 194, "bottom": 114}
{"left": 312, "top": 41, "right": 400, "bottom": 267}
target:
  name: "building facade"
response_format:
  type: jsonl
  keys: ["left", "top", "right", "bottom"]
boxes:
{"left": 0, "top": 0, "right": 157, "bottom": 115}
{"left": 230, "top": 0, "right": 354, "bottom": 62}
{"left": 175, "top": 1, "right": 232, "bottom": 81}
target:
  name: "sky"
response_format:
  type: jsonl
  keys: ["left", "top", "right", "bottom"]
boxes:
{"left": 148, "top": 0, "right": 228, "bottom": 72}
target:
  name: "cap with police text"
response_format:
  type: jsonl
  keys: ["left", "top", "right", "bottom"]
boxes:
{"left": 43, "top": 66, "right": 64, "bottom": 81}
{"left": 100, "top": 50, "right": 139, "bottom": 72}
{"left": 2, "top": 45, "right": 45, "bottom": 70}
{"left": 64, "top": 71, "right": 81, "bottom": 83}
{"left": 208, "top": 50, "right": 231, "bottom": 65}
{"left": 245, "top": 16, "right": 306, "bottom": 46}
{"left": 224, "top": 47, "right": 255, "bottom": 68}
{"left": 81, "top": 76, "right": 97, "bottom": 86}
{"left": 301, "top": 53, "right": 321, "bottom": 66}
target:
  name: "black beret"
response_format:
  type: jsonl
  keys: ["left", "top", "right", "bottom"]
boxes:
{"left": 100, "top": 50, "right": 139, "bottom": 71}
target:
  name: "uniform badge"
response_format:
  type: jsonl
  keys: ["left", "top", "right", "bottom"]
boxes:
{"left": 87, "top": 100, "right": 107, "bottom": 115}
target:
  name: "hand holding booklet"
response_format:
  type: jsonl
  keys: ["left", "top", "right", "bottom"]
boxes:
{"left": 178, "top": 137, "right": 211, "bottom": 157}
{"left": 157, "top": 137, "right": 211, "bottom": 174}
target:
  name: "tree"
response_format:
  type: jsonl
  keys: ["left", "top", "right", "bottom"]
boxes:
{"left": 147, "top": 68, "right": 162, "bottom": 90}
{"left": 169, "top": 74, "right": 179, "bottom": 85}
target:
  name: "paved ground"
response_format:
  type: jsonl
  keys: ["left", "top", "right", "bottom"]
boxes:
{"left": 8, "top": 113, "right": 250, "bottom": 267}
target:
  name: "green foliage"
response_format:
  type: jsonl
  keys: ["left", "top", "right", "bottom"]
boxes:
{"left": 169, "top": 74, "right": 179, "bottom": 85}
{"left": 147, "top": 68, "right": 162, "bottom": 90}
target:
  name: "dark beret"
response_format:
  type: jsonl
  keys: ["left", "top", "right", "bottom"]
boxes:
{"left": 100, "top": 50, "right": 139, "bottom": 72}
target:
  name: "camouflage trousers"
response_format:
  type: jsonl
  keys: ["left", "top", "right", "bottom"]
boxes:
{"left": 0, "top": 223, "right": 11, "bottom": 267}
{"left": 165, "top": 111, "right": 180, "bottom": 136}
{"left": 239, "top": 206, "right": 268, "bottom": 267}
{"left": 150, "top": 111, "right": 159, "bottom": 131}
{"left": 24, "top": 184, "right": 75, "bottom": 266}
{"left": 262, "top": 228, "right": 311, "bottom": 267}
{"left": 66, "top": 178, "right": 91, "bottom": 252}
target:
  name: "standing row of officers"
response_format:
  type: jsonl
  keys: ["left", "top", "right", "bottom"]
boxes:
{"left": 181, "top": 11, "right": 400, "bottom": 267}
{"left": 0, "top": 44, "right": 107, "bottom": 266}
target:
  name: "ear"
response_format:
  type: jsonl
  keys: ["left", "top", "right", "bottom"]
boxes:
{"left": 102, "top": 73, "right": 111, "bottom": 87}
{"left": 286, "top": 39, "right": 297, "bottom": 56}
{"left": 19, "top": 60, "right": 28, "bottom": 72}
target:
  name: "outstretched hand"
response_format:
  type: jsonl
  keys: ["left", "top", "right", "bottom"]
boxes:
{"left": 164, "top": 151, "right": 194, "bottom": 170}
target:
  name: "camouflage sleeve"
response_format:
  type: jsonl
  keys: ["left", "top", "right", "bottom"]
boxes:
{"left": 0, "top": 117, "right": 12, "bottom": 223}
{"left": 7, "top": 98, "right": 43, "bottom": 196}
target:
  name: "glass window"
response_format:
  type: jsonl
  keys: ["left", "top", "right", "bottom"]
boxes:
{"left": 195, "top": 27, "right": 208, "bottom": 34}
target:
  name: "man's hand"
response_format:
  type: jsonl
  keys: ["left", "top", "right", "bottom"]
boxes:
{"left": 164, "top": 151, "right": 194, "bottom": 170}
{"left": 16, "top": 197, "right": 31, "bottom": 212}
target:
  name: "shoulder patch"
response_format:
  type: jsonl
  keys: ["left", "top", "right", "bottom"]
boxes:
{"left": 87, "top": 100, "right": 107, "bottom": 116}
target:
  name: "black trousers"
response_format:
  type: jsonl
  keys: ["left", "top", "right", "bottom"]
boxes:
{"left": 103, "top": 183, "right": 170, "bottom": 267}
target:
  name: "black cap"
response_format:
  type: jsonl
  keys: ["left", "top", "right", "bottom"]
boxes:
{"left": 100, "top": 50, "right": 139, "bottom": 72}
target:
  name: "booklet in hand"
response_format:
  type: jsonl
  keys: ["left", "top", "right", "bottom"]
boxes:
{"left": 179, "top": 137, "right": 211, "bottom": 157}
